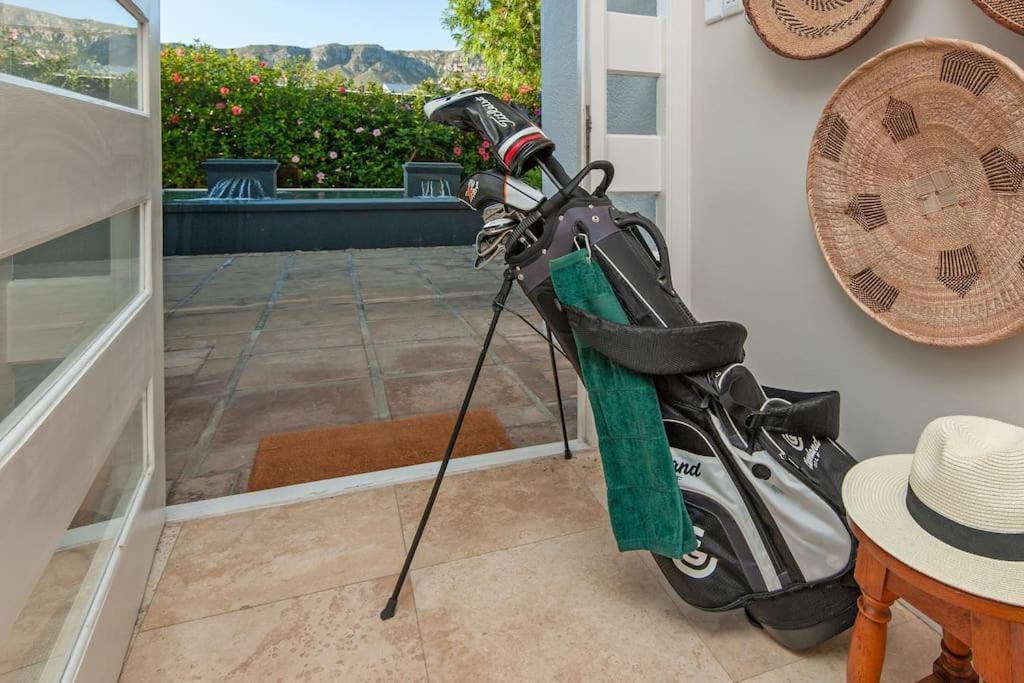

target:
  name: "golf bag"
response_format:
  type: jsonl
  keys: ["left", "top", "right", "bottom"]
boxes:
{"left": 428, "top": 90, "right": 861, "bottom": 650}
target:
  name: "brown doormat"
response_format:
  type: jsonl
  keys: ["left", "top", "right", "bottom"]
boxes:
{"left": 247, "top": 410, "right": 513, "bottom": 492}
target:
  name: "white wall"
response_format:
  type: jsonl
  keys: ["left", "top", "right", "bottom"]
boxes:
{"left": 690, "top": 2, "right": 1024, "bottom": 459}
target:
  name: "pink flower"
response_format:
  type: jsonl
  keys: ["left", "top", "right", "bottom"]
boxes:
{"left": 518, "top": 84, "right": 533, "bottom": 94}
{"left": 313, "top": 129, "right": 321, "bottom": 139}
{"left": 249, "top": 74, "right": 261, "bottom": 84}
{"left": 171, "top": 72, "right": 182, "bottom": 84}
{"left": 502, "top": 93, "right": 511, "bottom": 103}
{"left": 291, "top": 155, "right": 301, "bottom": 163}
{"left": 481, "top": 140, "right": 490, "bottom": 149}
{"left": 355, "top": 127, "right": 365, "bottom": 133}
{"left": 8, "top": 28, "right": 18, "bottom": 40}
{"left": 231, "top": 105, "right": 243, "bottom": 116}
{"left": 481, "top": 151, "right": 491, "bottom": 162}
{"left": 338, "top": 85, "right": 348, "bottom": 94}
{"left": 316, "top": 172, "right": 327, "bottom": 183}
{"left": 453, "top": 146, "right": 462, "bottom": 156}
{"left": 215, "top": 102, "right": 226, "bottom": 109}
{"left": 259, "top": 60, "right": 268, "bottom": 68}
{"left": 175, "top": 47, "right": 185, "bottom": 57}
{"left": 372, "top": 128, "right": 382, "bottom": 137}
{"left": 168, "top": 114, "right": 180, "bottom": 125}
{"left": 219, "top": 86, "right": 230, "bottom": 95}
{"left": 328, "top": 151, "right": 338, "bottom": 159}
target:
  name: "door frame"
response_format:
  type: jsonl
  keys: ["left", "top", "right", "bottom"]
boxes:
{"left": 0, "top": 0, "right": 165, "bottom": 679}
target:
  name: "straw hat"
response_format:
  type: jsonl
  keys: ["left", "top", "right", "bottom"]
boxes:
{"left": 843, "top": 416, "right": 1024, "bottom": 606}
{"left": 807, "top": 39, "right": 1024, "bottom": 347}
{"left": 743, "top": 0, "right": 892, "bottom": 60}
{"left": 971, "top": 0, "right": 1024, "bottom": 36}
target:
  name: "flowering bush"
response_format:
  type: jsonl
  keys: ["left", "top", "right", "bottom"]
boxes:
{"left": 161, "top": 44, "right": 541, "bottom": 189}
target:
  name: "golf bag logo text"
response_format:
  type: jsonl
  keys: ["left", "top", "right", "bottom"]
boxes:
{"left": 475, "top": 95, "right": 515, "bottom": 128}
{"left": 464, "top": 179, "right": 479, "bottom": 203}
{"left": 803, "top": 437, "right": 821, "bottom": 471}
{"left": 677, "top": 526, "right": 718, "bottom": 579}
{"left": 674, "top": 460, "right": 702, "bottom": 478}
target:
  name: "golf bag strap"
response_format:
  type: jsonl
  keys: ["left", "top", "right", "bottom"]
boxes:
{"left": 562, "top": 306, "right": 746, "bottom": 375}
{"left": 744, "top": 388, "right": 841, "bottom": 440}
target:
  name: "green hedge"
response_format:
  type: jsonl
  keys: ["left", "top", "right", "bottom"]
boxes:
{"left": 161, "top": 45, "right": 540, "bottom": 189}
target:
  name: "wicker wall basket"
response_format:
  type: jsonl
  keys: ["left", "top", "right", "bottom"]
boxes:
{"left": 806, "top": 38, "right": 1024, "bottom": 347}
{"left": 971, "top": 0, "right": 1024, "bottom": 36}
{"left": 743, "top": 0, "right": 893, "bottom": 60}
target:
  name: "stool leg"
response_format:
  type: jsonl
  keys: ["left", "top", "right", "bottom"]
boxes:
{"left": 930, "top": 630, "right": 978, "bottom": 682}
{"left": 848, "top": 593, "right": 896, "bottom": 683}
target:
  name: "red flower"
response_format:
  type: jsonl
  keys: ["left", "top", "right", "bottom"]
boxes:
{"left": 453, "top": 146, "right": 462, "bottom": 156}
{"left": 249, "top": 74, "right": 261, "bottom": 85}
{"left": 481, "top": 140, "right": 490, "bottom": 149}
{"left": 259, "top": 60, "right": 268, "bottom": 68}
{"left": 231, "top": 105, "right": 243, "bottom": 116}
{"left": 168, "top": 114, "right": 180, "bottom": 125}
{"left": 220, "top": 86, "right": 230, "bottom": 95}
{"left": 502, "top": 93, "right": 511, "bottom": 103}
{"left": 338, "top": 85, "right": 348, "bottom": 94}
{"left": 171, "top": 72, "right": 182, "bottom": 84}
{"left": 215, "top": 102, "right": 226, "bottom": 109}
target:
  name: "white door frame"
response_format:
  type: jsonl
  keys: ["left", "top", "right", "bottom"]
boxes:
{"left": 577, "top": 0, "right": 692, "bottom": 443}
{"left": 0, "top": 0, "right": 164, "bottom": 679}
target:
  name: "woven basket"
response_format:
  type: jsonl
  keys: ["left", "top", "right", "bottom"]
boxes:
{"left": 806, "top": 38, "right": 1024, "bottom": 347}
{"left": 743, "top": 0, "right": 892, "bottom": 60}
{"left": 971, "top": 0, "right": 1024, "bottom": 36}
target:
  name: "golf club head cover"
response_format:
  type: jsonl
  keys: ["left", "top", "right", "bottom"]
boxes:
{"left": 424, "top": 89, "right": 555, "bottom": 176}
{"left": 458, "top": 170, "right": 546, "bottom": 213}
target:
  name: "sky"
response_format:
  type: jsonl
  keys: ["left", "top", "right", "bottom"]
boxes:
{"left": 159, "top": 0, "right": 457, "bottom": 50}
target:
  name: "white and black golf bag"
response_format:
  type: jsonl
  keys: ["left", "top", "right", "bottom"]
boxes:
{"left": 427, "top": 90, "right": 861, "bottom": 650}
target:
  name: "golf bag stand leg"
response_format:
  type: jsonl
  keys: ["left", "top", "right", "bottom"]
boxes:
{"left": 380, "top": 270, "right": 515, "bottom": 621}
{"left": 547, "top": 326, "right": 572, "bottom": 460}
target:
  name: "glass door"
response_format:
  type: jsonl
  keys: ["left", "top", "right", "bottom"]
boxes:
{"left": 0, "top": 0, "right": 164, "bottom": 680}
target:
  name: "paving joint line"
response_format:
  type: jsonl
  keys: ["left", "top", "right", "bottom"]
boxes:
{"left": 349, "top": 252, "right": 392, "bottom": 421}
{"left": 166, "top": 255, "right": 236, "bottom": 316}
{"left": 185, "top": 252, "right": 297, "bottom": 479}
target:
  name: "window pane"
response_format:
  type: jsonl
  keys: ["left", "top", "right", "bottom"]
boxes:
{"left": 0, "top": 398, "right": 146, "bottom": 681}
{"left": 610, "top": 192, "right": 660, "bottom": 257}
{"left": 0, "top": 206, "right": 141, "bottom": 434}
{"left": 608, "top": 0, "right": 658, "bottom": 16}
{"left": 607, "top": 74, "right": 659, "bottom": 135}
{"left": 0, "top": 1, "right": 139, "bottom": 108}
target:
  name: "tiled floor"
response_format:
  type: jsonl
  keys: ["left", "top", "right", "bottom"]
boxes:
{"left": 163, "top": 247, "right": 577, "bottom": 504}
{"left": 121, "top": 452, "right": 940, "bottom": 682}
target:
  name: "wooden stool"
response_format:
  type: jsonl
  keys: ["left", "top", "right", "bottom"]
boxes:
{"left": 847, "top": 522, "right": 1024, "bottom": 682}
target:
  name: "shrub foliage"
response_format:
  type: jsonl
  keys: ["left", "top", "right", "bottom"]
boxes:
{"left": 161, "top": 44, "right": 540, "bottom": 189}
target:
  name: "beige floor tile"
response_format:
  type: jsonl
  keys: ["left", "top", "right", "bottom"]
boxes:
{"left": 412, "top": 527, "right": 731, "bottom": 681}
{"left": 568, "top": 449, "right": 608, "bottom": 509}
{"left": 144, "top": 488, "right": 406, "bottom": 629}
{"left": 740, "top": 617, "right": 938, "bottom": 682}
{"left": 395, "top": 457, "right": 607, "bottom": 569}
{"left": 133, "top": 524, "right": 182, "bottom": 635}
{"left": 122, "top": 577, "right": 426, "bottom": 683}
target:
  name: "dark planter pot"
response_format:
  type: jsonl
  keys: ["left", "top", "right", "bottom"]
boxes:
{"left": 204, "top": 159, "right": 280, "bottom": 198}
{"left": 403, "top": 162, "right": 463, "bottom": 198}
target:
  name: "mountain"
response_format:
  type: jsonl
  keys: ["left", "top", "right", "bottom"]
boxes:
{"left": 230, "top": 43, "right": 486, "bottom": 85}
{"left": 1, "top": 4, "right": 136, "bottom": 67}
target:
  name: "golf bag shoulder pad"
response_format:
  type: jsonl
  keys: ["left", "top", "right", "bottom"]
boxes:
{"left": 693, "top": 365, "right": 840, "bottom": 440}
{"left": 562, "top": 305, "right": 746, "bottom": 375}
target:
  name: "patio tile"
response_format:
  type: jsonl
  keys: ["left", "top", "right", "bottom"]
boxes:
{"left": 276, "top": 279, "right": 356, "bottom": 303}
{"left": 236, "top": 347, "right": 369, "bottom": 391}
{"left": 490, "top": 403, "right": 553, "bottom": 429}
{"left": 143, "top": 489, "right": 406, "bottom": 629}
{"left": 164, "top": 309, "right": 262, "bottom": 338}
{"left": 263, "top": 301, "right": 358, "bottom": 329}
{"left": 506, "top": 360, "right": 578, "bottom": 402}
{"left": 166, "top": 472, "right": 238, "bottom": 505}
{"left": 362, "top": 299, "right": 449, "bottom": 320}
{"left": 252, "top": 323, "right": 363, "bottom": 354}
{"left": 164, "top": 448, "right": 192, "bottom": 481}
{"left": 375, "top": 338, "right": 492, "bottom": 375}
{"left": 162, "top": 348, "right": 210, "bottom": 378}
{"left": 212, "top": 382, "right": 377, "bottom": 447}
{"left": 742, "top": 617, "right": 937, "bottom": 682}
{"left": 384, "top": 366, "right": 533, "bottom": 418}
{"left": 507, "top": 421, "right": 569, "bottom": 448}
{"left": 395, "top": 457, "right": 605, "bottom": 569}
{"left": 368, "top": 314, "right": 470, "bottom": 344}
{"left": 193, "top": 444, "right": 257, "bottom": 477}
{"left": 123, "top": 577, "right": 426, "bottom": 683}
{"left": 464, "top": 311, "right": 545, "bottom": 339}
{"left": 165, "top": 332, "right": 250, "bottom": 360}
{"left": 164, "top": 397, "right": 216, "bottom": 453}
{"left": 411, "top": 527, "right": 730, "bottom": 681}
{"left": 177, "top": 357, "right": 238, "bottom": 399}
{"left": 360, "top": 284, "right": 438, "bottom": 303}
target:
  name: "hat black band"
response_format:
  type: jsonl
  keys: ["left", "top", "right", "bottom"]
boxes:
{"left": 906, "top": 487, "right": 1024, "bottom": 562}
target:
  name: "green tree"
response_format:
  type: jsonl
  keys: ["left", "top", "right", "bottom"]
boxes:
{"left": 443, "top": 0, "right": 540, "bottom": 89}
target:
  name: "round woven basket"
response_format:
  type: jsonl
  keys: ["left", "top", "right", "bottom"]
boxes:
{"left": 743, "top": 0, "right": 892, "bottom": 60}
{"left": 806, "top": 38, "right": 1024, "bottom": 347}
{"left": 971, "top": 0, "right": 1024, "bottom": 36}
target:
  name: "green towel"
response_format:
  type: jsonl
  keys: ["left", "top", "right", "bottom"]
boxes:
{"left": 550, "top": 249, "right": 697, "bottom": 558}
